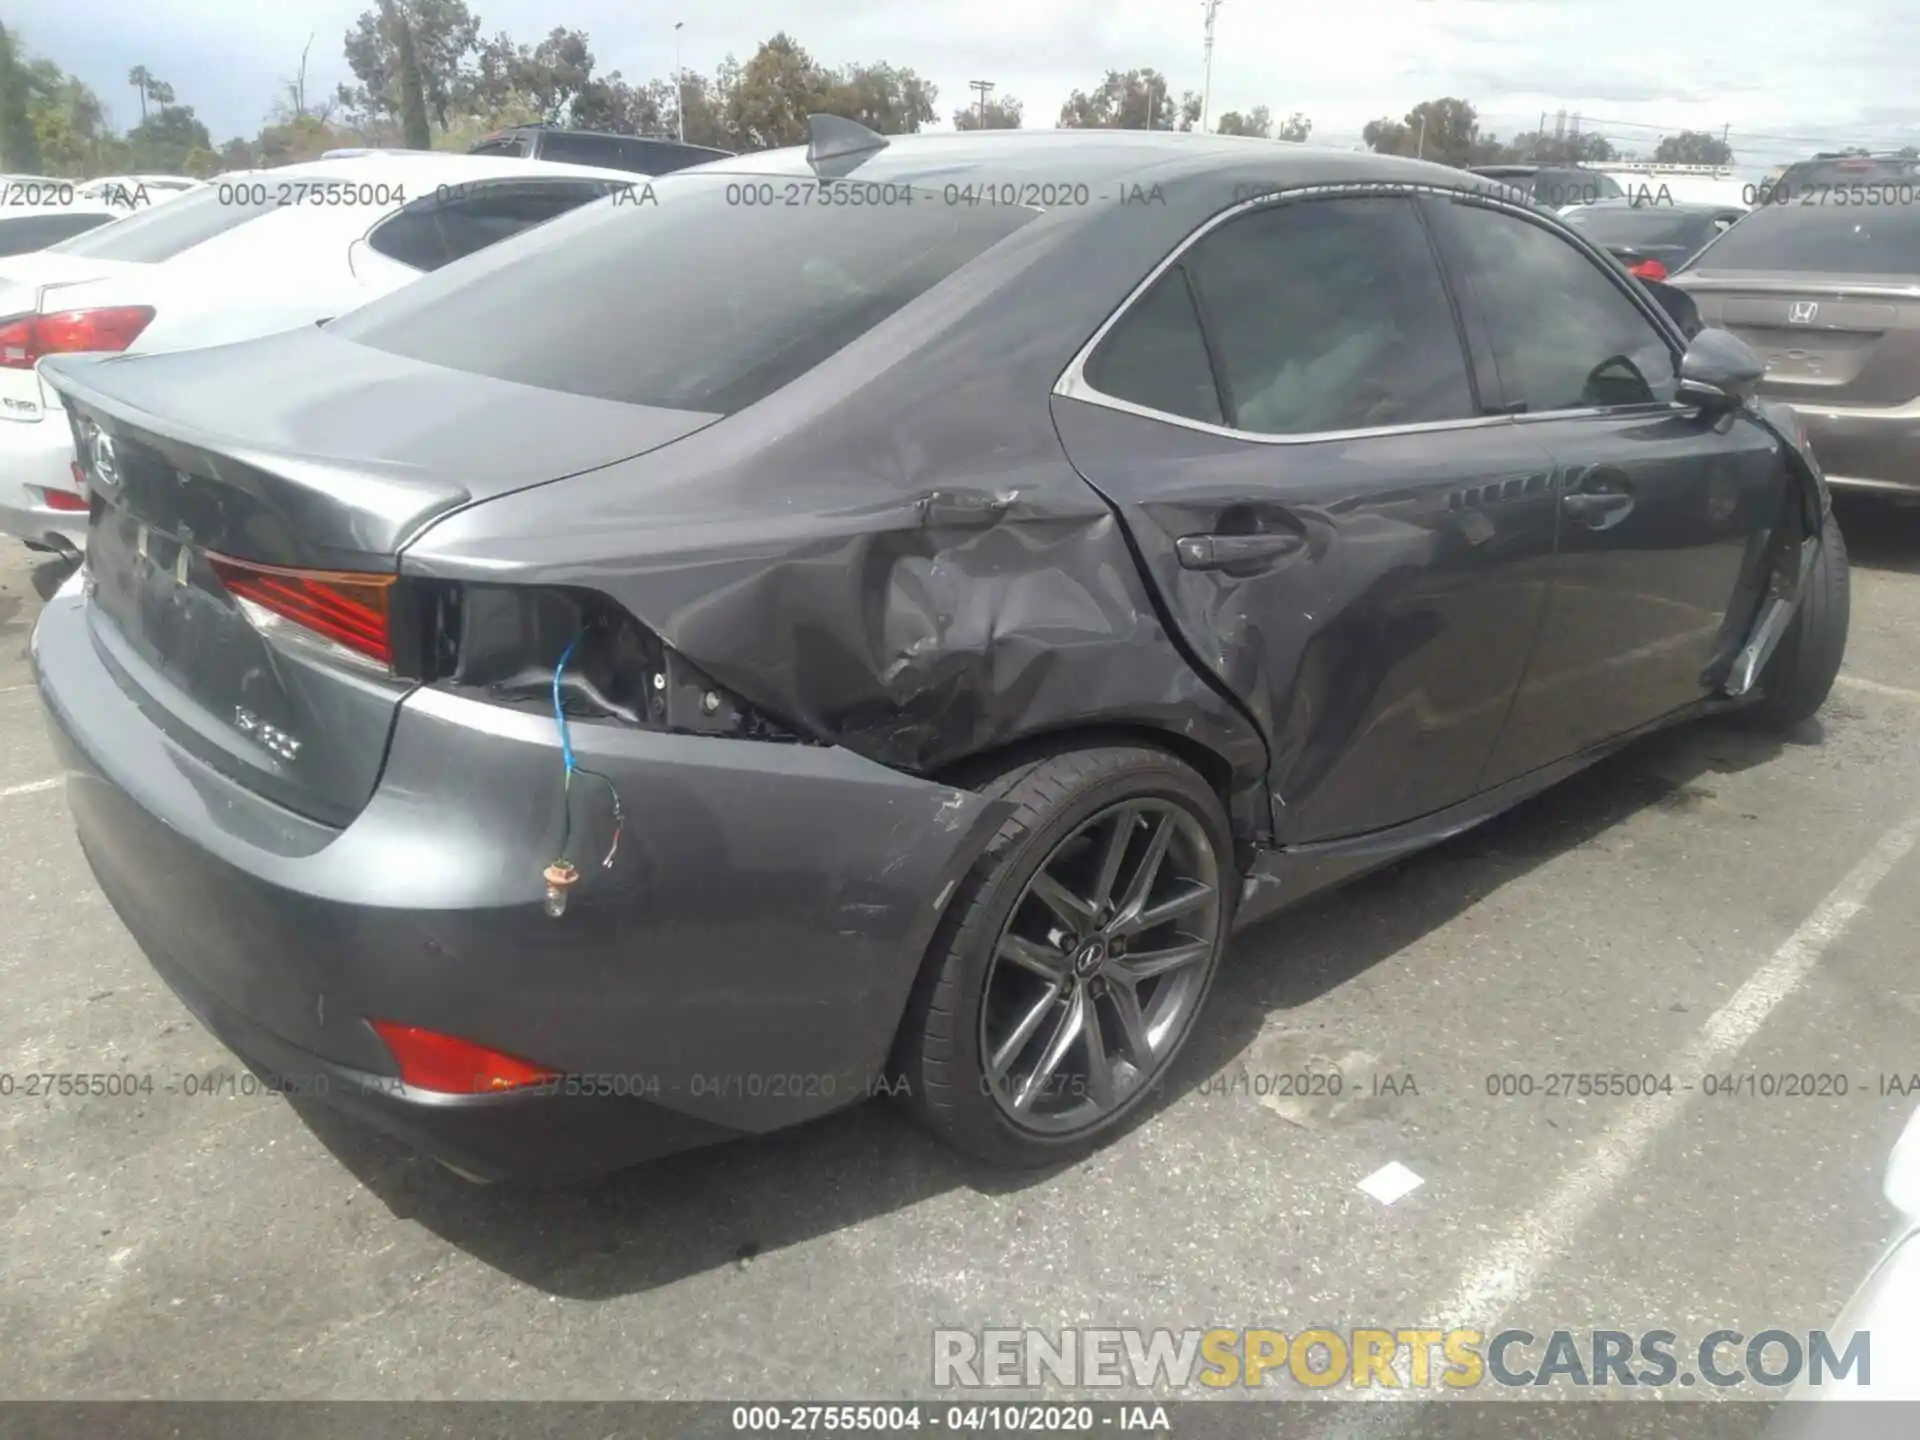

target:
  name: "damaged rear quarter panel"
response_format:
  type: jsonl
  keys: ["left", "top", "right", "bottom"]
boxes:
{"left": 400, "top": 187, "right": 1269, "bottom": 818}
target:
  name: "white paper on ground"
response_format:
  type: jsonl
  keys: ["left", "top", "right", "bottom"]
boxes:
{"left": 1357, "top": 1161, "right": 1426, "bottom": 1206}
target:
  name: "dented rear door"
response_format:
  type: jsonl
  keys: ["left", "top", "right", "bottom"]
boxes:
{"left": 1052, "top": 192, "right": 1562, "bottom": 845}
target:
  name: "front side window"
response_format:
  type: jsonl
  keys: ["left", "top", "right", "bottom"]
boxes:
{"left": 1436, "top": 201, "right": 1677, "bottom": 412}
{"left": 1178, "top": 195, "right": 1478, "bottom": 436}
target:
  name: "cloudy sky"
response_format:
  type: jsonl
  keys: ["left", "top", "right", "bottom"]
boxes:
{"left": 13, "top": 0, "right": 1919, "bottom": 174}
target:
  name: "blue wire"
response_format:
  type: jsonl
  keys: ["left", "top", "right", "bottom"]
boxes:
{"left": 552, "top": 634, "right": 581, "bottom": 774}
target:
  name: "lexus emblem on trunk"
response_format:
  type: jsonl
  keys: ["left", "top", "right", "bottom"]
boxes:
{"left": 88, "top": 428, "right": 119, "bottom": 487}
{"left": 1788, "top": 301, "right": 1818, "bottom": 324}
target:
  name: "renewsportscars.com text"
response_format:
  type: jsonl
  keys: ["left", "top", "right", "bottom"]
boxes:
{"left": 933, "top": 1327, "right": 1870, "bottom": 1390}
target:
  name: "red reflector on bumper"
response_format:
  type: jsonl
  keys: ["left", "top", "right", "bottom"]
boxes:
{"left": 369, "top": 1020, "right": 561, "bottom": 1094}
{"left": 39, "top": 487, "right": 89, "bottom": 513}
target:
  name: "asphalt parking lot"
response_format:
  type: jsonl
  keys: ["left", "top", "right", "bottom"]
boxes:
{"left": 2, "top": 496, "right": 1918, "bottom": 1405}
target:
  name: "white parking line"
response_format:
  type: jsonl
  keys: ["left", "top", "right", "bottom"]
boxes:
{"left": 0, "top": 778, "right": 61, "bottom": 800}
{"left": 1433, "top": 810, "right": 1920, "bottom": 1332}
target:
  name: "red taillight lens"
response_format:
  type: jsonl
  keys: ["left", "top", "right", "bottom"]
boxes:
{"left": 0, "top": 307, "right": 156, "bottom": 370}
{"left": 206, "top": 553, "right": 396, "bottom": 668}
{"left": 369, "top": 1020, "right": 561, "bottom": 1094}
{"left": 1629, "top": 257, "right": 1669, "bottom": 281}
{"left": 36, "top": 487, "right": 89, "bottom": 513}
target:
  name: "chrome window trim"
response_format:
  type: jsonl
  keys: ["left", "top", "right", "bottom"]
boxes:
{"left": 1054, "top": 179, "right": 1680, "bottom": 444}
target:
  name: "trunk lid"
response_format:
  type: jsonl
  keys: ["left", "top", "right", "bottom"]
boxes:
{"left": 1675, "top": 271, "right": 1920, "bottom": 407}
{"left": 0, "top": 254, "right": 145, "bottom": 423}
{"left": 43, "top": 325, "right": 718, "bottom": 824}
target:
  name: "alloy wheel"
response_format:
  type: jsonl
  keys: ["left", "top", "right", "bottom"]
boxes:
{"left": 978, "top": 797, "right": 1224, "bottom": 1135}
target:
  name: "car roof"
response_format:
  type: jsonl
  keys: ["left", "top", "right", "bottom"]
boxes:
{"left": 1571, "top": 198, "right": 1742, "bottom": 215}
{"left": 701, "top": 128, "right": 1520, "bottom": 196}
{"left": 217, "top": 152, "right": 645, "bottom": 186}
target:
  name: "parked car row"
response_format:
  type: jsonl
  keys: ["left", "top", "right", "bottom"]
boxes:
{"left": 0, "top": 150, "right": 646, "bottom": 555}
{"left": 24, "top": 120, "right": 1847, "bottom": 1183}
{"left": 0, "top": 172, "right": 199, "bottom": 259}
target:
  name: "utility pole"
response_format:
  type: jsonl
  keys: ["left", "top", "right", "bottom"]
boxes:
{"left": 969, "top": 79, "right": 995, "bottom": 131}
{"left": 1200, "top": 0, "right": 1222, "bottom": 134}
{"left": 674, "top": 22, "right": 685, "bottom": 142}
{"left": 1416, "top": 112, "right": 1427, "bottom": 159}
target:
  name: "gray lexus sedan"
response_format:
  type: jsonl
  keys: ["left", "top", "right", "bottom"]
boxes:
{"left": 32, "top": 121, "right": 1845, "bottom": 1181}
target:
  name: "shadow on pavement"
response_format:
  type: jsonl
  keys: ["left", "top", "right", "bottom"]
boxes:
{"left": 296, "top": 708, "right": 1792, "bottom": 1302}
{"left": 1835, "top": 493, "right": 1920, "bottom": 576}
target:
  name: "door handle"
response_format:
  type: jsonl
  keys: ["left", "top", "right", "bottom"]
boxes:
{"left": 1561, "top": 490, "right": 1635, "bottom": 530}
{"left": 1175, "top": 532, "right": 1305, "bottom": 571}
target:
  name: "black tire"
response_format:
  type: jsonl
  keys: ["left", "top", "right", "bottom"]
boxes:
{"left": 1744, "top": 511, "right": 1850, "bottom": 729}
{"left": 893, "top": 744, "right": 1234, "bottom": 1167}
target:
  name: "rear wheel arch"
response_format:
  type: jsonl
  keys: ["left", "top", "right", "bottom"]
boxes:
{"left": 932, "top": 722, "right": 1252, "bottom": 846}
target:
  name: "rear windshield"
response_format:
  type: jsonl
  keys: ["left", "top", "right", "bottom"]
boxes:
{"left": 1772, "top": 157, "right": 1920, "bottom": 197}
{"left": 329, "top": 172, "right": 1041, "bottom": 415}
{"left": 1682, "top": 202, "right": 1920, "bottom": 275}
{"left": 1562, "top": 207, "right": 1717, "bottom": 250}
{"left": 47, "top": 183, "right": 277, "bottom": 262}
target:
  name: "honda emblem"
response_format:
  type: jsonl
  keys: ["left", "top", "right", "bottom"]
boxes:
{"left": 1788, "top": 301, "right": 1818, "bottom": 325}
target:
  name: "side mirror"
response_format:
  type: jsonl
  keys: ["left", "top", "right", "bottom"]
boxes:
{"left": 1676, "top": 327, "right": 1765, "bottom": 411}
{"left": 1643, "top": 278, "right": 1704, "bottom": 338}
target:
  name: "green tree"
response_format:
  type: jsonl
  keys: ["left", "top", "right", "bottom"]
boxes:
{"left": 127, "top": 65, "right": 174, "bottom": 123}
{"left": 722, "top": 33, "right": 838, "bottom": 150}
{"left": 1058, "top": 69, "right": 1179, "bottom": 130}
{"left": 0, "top": 25, "right": 44, "bottom": 172}
{"left": 386, "top": 0, "right": 434, "bottom": 148}
{"left": 126, "top": 103, "right": 212, "bottom": 171}
{"left": 343, "top": 0, "right": 481, "bottom": 132}
{"left": 952, "top": 94, "right": 1023, "bottom": 130}
{"left": 827, "top": 61, "right": 937, "bottom": 134}
{"left": 1653, "top": 129, "right": 1733, "bottom": 166}
{"left": 1216, "top": 105, "right": 1272, "bottom": 138}
{"left": 1363, "top": 98, "right": 1515, "bottom": 166}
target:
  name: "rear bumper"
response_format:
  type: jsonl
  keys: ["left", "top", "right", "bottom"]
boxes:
{"left": 31, "top": 595, "right": 1009, "bottom": 1179}
{"left": 0, "top": 417, "right": 86, "bottom": 554}
{"left": 1786, "top": 401, "right": 1920, "bottom": 494}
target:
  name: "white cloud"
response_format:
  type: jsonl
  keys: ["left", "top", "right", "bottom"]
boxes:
{"left": 11, "top": 0, "right": 1917, "bottom": 170}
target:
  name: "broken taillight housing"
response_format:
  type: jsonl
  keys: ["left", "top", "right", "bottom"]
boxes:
{"left": 410, "top": 581, "right": 820, "bottom": 745}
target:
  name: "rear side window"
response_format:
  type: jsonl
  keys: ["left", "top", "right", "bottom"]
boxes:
{"left": 365, "top": 180, "right": 615, "bottom": 271}
{"left": 1180, "top": 195, "right": 1477, "bottom": 435}
{"left": 1084, "top": 268, "right": 1223, "bottom": 425}
{"left": 330, "top": 174, "right": 1041, "bottom": 414}
{"left": 0, "top": 211, "right": 114, "bottom": 256}
{"left": 470, "top": 135, "right": 529, "bottom": 158}
{"left": 1435, "top": 202, "right": 1677, "bottom": 412}
{"left": 537, "top": 132, "right": 624, "bottom": 167}
{"left": 1685, "top": 204, "right": 1920, "bottom": 276}
{"left": 47, "top": 184, "right": 278, "bottom": 262}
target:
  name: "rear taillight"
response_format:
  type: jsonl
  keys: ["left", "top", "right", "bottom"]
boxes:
{"left": 0, "top": 307, "right": 156, "bottom": 370}
{"left": 207, "top": 553, "right": 396, "bottom": 670}
{"left": 1629, "top": 257, "right": 1669, "bottom": 281}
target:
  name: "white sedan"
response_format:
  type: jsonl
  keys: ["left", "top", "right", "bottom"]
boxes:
{"left": 0, "top": 151, "right": 639, "bottom": 556}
